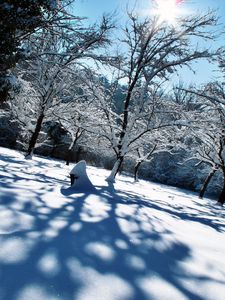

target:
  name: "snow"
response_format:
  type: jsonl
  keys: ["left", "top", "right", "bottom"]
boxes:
{"left": 0, "top": 147, "right": 224, "bottom": 300}
{"left": 69, "top": 160, "right": 95, "bottom": 191}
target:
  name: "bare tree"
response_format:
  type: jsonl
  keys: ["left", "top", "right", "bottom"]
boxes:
{"left": 82, "top": 67, "right": 189, "bottom": 182}
{"left": 15, "top": 17, "right": 112, "bottom": 158}
{"left": 95, "top": 11, "right": 220, "bottom": 182}
{"left": 180, "top": 80, "right": 225, "bottom": 205}
{"left": 52, "top": 100, "right": 89, "bottom": 165}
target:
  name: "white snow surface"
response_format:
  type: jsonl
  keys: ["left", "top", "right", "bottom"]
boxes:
{"left": 0, "top": 147, "right": 224, "bottom": 300}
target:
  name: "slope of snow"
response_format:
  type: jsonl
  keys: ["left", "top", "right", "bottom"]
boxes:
{"left": 0, "top": 147, "right": 224, "bottom": 300}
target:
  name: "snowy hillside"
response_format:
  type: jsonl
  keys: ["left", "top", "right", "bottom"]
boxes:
{"left": 0, "top": 147, "right": 224, "bottom": 300}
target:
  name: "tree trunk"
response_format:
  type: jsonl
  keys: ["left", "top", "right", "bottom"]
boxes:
{"left": 199, "top": 168, "right": 217, "bottom": 199}
{"left": 75, "top": 146, "right": 82, "bottom": 163}
{"left": 66, "top": 149, "right": 72, "bottom": 166}
{"left": 217, "top": 170, "right": 225, "bottom": 206}
{"left": 25, "top": 113, "right": 44, "bottom": 158}
{"left": 66, "top": 137, "right": 76, "bottom": 166}
{"left": 66, "top": 128, "right": 83, "bottom": 165}
{"left": 0, "top": 88, "right": 8, "bottom": 102}
{"left": 134, "top": 161, "right": 142, "bottom": 182}
{"left": 106, "top": 157, "right": 123, "bottom": 182}
{"left": 51, "top": 143, "right": 57, "bottom": 157}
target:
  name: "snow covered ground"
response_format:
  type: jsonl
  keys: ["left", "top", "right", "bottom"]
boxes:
{"left": 0, "top": 147, "right": 224, "bottom": 300}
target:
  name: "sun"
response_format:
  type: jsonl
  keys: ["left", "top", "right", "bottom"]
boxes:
{"left": 153, "top": 0, "right": 184, "bottom": 25}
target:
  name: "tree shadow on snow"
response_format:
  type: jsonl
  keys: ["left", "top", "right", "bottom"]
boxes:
{"left": 0, "top": 151, "right": 224, "bottom": 300}
{"left": 0, "top": 179, "right": 224, "bottom": 300}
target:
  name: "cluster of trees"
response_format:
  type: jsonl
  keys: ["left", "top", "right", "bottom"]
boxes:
{"left": 0, "top": 1, "right": 224, "bottom": 205}
{"left": 0, "top": 0, "right": 68, "bottom": 101}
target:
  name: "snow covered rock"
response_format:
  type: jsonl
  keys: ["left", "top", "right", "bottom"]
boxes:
{"left": 70, "top": 160, "right": 95, "bottom": 191}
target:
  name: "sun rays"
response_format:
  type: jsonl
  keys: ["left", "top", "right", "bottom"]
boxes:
{"left": 152, "top": 0, "right": 185, "bottom": 26}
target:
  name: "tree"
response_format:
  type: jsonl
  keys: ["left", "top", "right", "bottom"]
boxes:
{"left": 0, "top": 0, "right": 73, "bottom": 102}
{"left": 52, "top": 98, "right": 89, "bottom": 166}
{"left": 82, "top": 66, "right": 188, "bottom": 182}
{"left": 93, "top": 11, "right": 220, "bottom": 182}
{"left": 13, "top": 16, "right": 112, "bottom": 158}
{"left": 180, "top": 80, "right": 225, "bottom": 205}
{"left": 131, "top": 125, "right": 181, "bottom": 182}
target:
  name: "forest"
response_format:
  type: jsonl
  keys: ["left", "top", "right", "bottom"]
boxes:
{"left": 0, "top": 0, "right": 224, "bottom": 205}
{"left": 0, "top": 2, "right": 225, "bottom": 299}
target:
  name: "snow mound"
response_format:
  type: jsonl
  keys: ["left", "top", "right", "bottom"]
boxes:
{"left": 69, "top": 160, "right": 95, "bottom": 192}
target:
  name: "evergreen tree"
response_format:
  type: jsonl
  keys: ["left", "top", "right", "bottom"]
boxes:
{"left": 0, "top": 0, "right": 65, "bottom": 102}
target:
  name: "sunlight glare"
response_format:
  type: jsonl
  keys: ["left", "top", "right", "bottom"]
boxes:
{"left": 153, "top": 0, "right": 183, "bottom": 25}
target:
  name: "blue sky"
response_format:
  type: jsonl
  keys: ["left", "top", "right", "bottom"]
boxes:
{"left": 75, "top": 0, "right": 225, "bottom": 85}
{"left": 75, "top": 0, "right": 225, "bottom": 22}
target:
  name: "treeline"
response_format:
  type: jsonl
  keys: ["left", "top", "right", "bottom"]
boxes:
{"left": 0, "top": 1, "right": 224, "bottom": 204}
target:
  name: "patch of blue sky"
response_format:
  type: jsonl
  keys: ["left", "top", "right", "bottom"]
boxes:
{"left": 74, "top": 0, "right": 225, "bottom": 86}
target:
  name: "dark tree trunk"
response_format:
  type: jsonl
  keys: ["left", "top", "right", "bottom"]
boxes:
{"left": 75, "top": 146, "right": 82, "bottom": 163}
{"left": 0, "top": 88, "right": 8, "bottom": 102}
{"left": 51, "top": 144, "right": 57, "bottom": 157}
{"left": 66, "top": 150, "right": 72, "bottom": 166}
{"left": 66, "top": 128, "right": 83, "bottom": 165}
{"left": 66, "top": 139, "right": 76, "bottom": 166}
{"left": 117, "top": 156, "right": 124, "bottom": 174}
{"left": 25, "top": 113, "right": 44, "bottom": 158}
{"left": 218, "top": 170, "right": 225, "bottom": 206}
{"left": 134, "top": 161, "right": 142, "bottom": 181}
{"left": 199, "top": 168, "right": 217, "bottom": 199}
{"left": 66, "top": 145, "right": 82, "bottom": 166}
{"left": 118, "top": 159, "right": 124, "bottom": 175}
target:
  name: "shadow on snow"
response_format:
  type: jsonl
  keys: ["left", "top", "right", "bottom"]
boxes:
{"left": 0, "top": 152, "right": 224, "bottom": 300}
